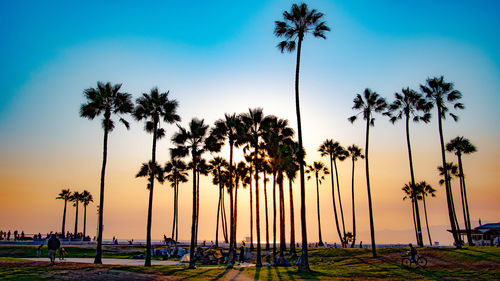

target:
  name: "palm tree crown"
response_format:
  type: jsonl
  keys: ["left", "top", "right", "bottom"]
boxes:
{"left": 446, "top": 136, "right": 477, "bottom": 157}
{"left": 80, "top": 82, "right": 133, "bottom": 131}
{"left": 388, "top": 87, "right": 431, "bottom": 124}
{"left": 274, "top": 3, "right": 330, "bottom": 52}
{"left": 420, "top": 76, "right": 464, "bottom": 122}
{"left": 348, "top": 88, "right": 388, "bottom": 125}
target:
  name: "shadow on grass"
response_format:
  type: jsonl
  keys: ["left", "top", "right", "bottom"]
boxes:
{"left": 210, "top": 267, "right": 231, "bottom": 281}
{"left": 253, "top": 266, "right": 260, "bottom": 281}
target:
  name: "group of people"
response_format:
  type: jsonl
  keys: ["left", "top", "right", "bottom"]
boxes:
{"left": 0, "top": 230, "right": 31, "bottom": 241}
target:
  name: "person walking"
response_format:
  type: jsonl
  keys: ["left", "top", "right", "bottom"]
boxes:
{"left": 47, "top": 233, "right": 61, "bottom": 265}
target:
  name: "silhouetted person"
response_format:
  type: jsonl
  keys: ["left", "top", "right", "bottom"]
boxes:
{"left": 47, "top": 234, "right": 61, "bottom": 265}
{"left": 360, "top": 241, "right": 363, "bottom": 248}
{"left": 37, "top": 244, "right": 43, "bottom": 257}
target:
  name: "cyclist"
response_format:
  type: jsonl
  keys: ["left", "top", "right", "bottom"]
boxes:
{"left": 409, "top": 243, "right": 418, "bottom": 263}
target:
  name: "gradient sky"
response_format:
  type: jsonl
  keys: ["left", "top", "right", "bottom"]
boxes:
{"left": 1, "top": 0, "right": 499, "bottom": 245}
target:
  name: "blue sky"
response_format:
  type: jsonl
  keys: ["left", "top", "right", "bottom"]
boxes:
{"left": 0, "top": 0, "right": 499, "bottom": 243}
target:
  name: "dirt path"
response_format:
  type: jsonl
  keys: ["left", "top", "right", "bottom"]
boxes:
{"left": 219, "top": 269, "right": 253, "bottom": 281}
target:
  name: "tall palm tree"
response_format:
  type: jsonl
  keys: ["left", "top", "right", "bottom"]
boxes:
{"left": 319, "top": 140, "right": 348, "bottom": 246}
{"left": 134, "top": 87, "right": 180, "bottom": 266}
{"left": 415, "top": 181, "right": 436, "bottom": 246}
{"left": 234, "top": 161, "right": 251, "bottom": 256}
{"left": 348, "top": 88, "right": 387, "bottom": 257}
{"left": 446, "top": 136, "right": 477, "bottom": 245}
{"left": 209, "top": 157, "right": 229, "bottom": 247}
{"left": 274, "top": 3, "right": 330, "bottom": 272}
{"left": 80, "top": 81, "right": 133, "bottom": 264}
{"left": 306, "top": 161, "right": 329, "bottom": 247}
{"left": 387, "top": 87, "right": 431, "bottom": 247}
{"left": 240, "top": 108, "right": 273, "bottom": 267}
{"left": 211, "top": 113, "right": 244, "bottom": 268}
{"left": 318, "top": 140, "right": 343, "bottom": 246}
{"left": 346, "top": 145, "right": 364, "bottom": 248}
{"left": 69, "top": 191, "right": 83, "bottom": 238}
{"left": 171, "top": 118, "right": 209, "bottom": 269}
{"left": 420, "top": 76, "right": 464, "bottom": 247}
{"left": 164, "top": 159, "right": 188, "bottom": 242}
{"left": 56, "top": 189, "right": 72, "bottom": 238}
{"left": 81, "top": 190, "right": 93, "bottom": 239}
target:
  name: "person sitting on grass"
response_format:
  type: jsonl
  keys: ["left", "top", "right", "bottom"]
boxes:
{"left": 409, "top": 243, "right": 418, "bottom": 263}
{"left": 47, "top": 233, "right": 61, "bottom": 265}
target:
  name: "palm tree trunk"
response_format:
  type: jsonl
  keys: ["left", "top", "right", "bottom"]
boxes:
{"left": 458, "top": 154, "right": 473, "bottom": 245}
{"left": 333, "top": 159, "right": 346, "bottom": 247}
{"left": 295, "top": 36, "right": 310, "bottom": 272}
{"left": 365, "top": 114, "right": 377, "bottom": 258}
{"left": 145, "top": 121, "right": 158, "bottom": 267}
{"left": 422, "top": 195, "right": 432, "bottom": 246}
{"left": 437, "top": 105, "right": 460, "bottom": 247}
{"left": 255, "top": 140, "right": 262, "bottom": 267}
{"left": 222, "top": 189, "right": 228, "bottom": 243}
{"left": 83, "top": 205, "right": 87, "bottom": 238}
{"left": 272, "top": 172, "right": 277, "bottom": 260}
{"left": 227, "top": 144, "right": 235, "bottom": 268}
{"left": 195, "top": 171, "right": 200, "bottom": 246}
{"left": 449, "top": 179, "right": 462, "bottom": 241}
{"left": 94, "top": 111, "right": 110, "bottom": 264}
{"left": 234, "top": 181, "right": 239, "bottom": 253}
{"left": 215, "top": 184, "right": 221, "bottom": 247}
{"left": 411, "top": 197, "right": 418, "bottom": 244}
{"left": 175, "top": 182, "right": 179, "bottom": 242}
{"left": 62, "top": 199, "right": 67, "bottom": 238}
{"left": 74, "top": 202, "right": 79, "bottom": 237}
{"left": 188, "top": 158, "right": 197, "bottom": 269}
{"left": 278, "top": 173, "right": 286, "bottom": 260}
{"left": 315, "top": 173, "right": 323, "bottom": 246}
{"left": 457, "top": 154, "right": 472, "bottom": 245}
{"left": 288, "top": 178, "right": 296, "bottom": 256}
{"left": 350, "top": 159, "right": 356, "bottom": 248}
{"left": 172, "top": 181, "right": 177, "bottom": 239}
{"left": 250, "top": 171, "right": 254, "bottom": 250}
{"left": 406, "top": 114, "right": 424, "bottom": 247}
{"left": 264, "top": 172, "right": 270, "bottom": 251}
{"left": 329, "top": 155, "right": 343, "bottom": 246}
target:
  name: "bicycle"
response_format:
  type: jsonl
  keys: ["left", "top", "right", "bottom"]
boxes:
{"left": 401, "top": 251, "right": 427, "bottom": 268}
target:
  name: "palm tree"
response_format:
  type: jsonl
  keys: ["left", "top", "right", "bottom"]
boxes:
{"left": 438, "top": 162, "right": 462, "bottom": 243}
{"left": 80, "top": 81, "right": 133, "bottom": 264}
{"left": 346, "top": 145, "right": 364, "bottom": 248}
{"left": 446, "top": 137, "right": 476, "bottom": 245}
{"left": 134, "top": 87, "right": 180, "bottom": 266}
{"left": 164, "top": 159, "right": 188, "bottom": 242}
{"left": 274, "top": 3, "right": 330, "bottom": 272}
{"left": 387, "top": 87, "right": 431, "bottom": 247}
{"left": 208, "top": 157, "right": 229, "bottom": 247}
{"left": 319, "top": 140, "right": 348, "bottom": 247}
{"left": 234, "top": 161, "right": 251, "bottom": 256}
{"left": 211, "top": 113, "right": 244, "bottom": 268}
{"left": 69, "top": 191, "right": 83, "bottom": 238}
{"left": 415, "top": 181, "right": 436, "bottom": 246}
{"left": 261, "top": 156, "right": 272, "bottom": 251}
{"left": 420, "top": 76, "right": 464, "bottom": 247}
{"left": 348, "top": 88, "right": 387, "bottom": 257}
{"left": 402, "top": 182, "right": 423, "bottom": 244}
{"left": 171, "top": 118, "right": 209, "bottom": 269}
{"left": 56, "top": 189, "right": 72, "bottom": 238}
{"left": 240, "top": 108, "right": 273, "bottom": 267}
{"left": 81, "top": 190, "right": 93, "bottom": 239}
{"left": 305, "top": 161, "right": 329, "bottom": 247}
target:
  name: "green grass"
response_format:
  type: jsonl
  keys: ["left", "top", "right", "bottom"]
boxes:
{"left": 0, "top": 246, "right": 499, "bottom": 280}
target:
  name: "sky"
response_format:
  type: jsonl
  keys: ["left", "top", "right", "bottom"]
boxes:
{"left": 0, "top": 0, "right": 499, "bottom": 245}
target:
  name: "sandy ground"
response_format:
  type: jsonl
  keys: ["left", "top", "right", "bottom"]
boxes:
{"left": 25, "top": 257, "right": 180, "bottom": 266}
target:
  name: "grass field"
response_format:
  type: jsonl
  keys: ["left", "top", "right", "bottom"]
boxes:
{"left": 0, "top": 245, "right": 499, "bottom": 280}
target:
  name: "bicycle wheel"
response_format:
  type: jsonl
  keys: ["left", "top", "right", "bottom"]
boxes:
{"left": 417, "top": 256, "right": 427, "bottom": 268}
{"left": 402, "top": 257, "right": 411, "bottom": 267}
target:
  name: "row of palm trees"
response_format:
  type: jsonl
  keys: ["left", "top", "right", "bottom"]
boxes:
{"left": 56, "top": 189, "right": 93, "bottom": 238}
{"left": 76, "top": 2, "right": 476, "bottom": 273}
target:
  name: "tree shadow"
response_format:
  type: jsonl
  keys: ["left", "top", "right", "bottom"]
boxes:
{"left": 211, "top": 267, "right": 231, "bottom": 281}
{"left": 253, "top": 266, "right": 261, "bottom": 281}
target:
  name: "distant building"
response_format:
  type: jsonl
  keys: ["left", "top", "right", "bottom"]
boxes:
{"left": 449, "top": 222, "right": 500, "bottom": 246}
